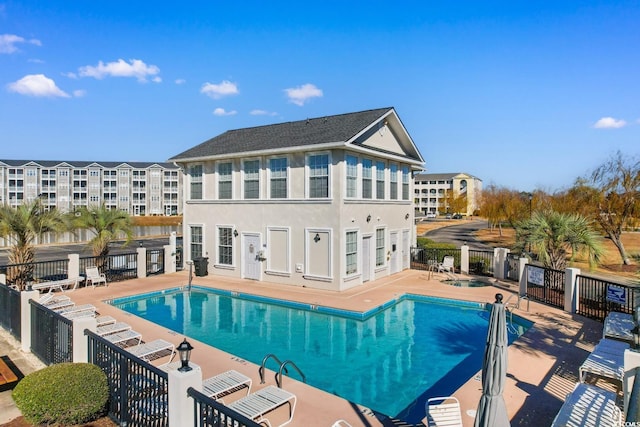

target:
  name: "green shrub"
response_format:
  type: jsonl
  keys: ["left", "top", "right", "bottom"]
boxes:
{"left": 469, "top": 256, "right": 488, "bottom": 274}
{"left": 12, "top": 362, "right": 109, "bottom": 425}
{"left": 417, "top": 237, "right": 457, "bottom": 249}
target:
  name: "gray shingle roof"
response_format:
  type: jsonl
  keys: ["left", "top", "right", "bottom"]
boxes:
{"left": 0, "top": 160, "right": 178, "bottom": 169}
{"left": 169, "top": 107, "right": 396, "bottom": 161}
{"left": 414, "top": 172, "right": 482, "bottom": 181}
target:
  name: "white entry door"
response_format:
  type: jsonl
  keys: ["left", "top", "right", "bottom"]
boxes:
{"left": 402, "top": 230, "right": 410, "bottom": 270}
{"left": 362, "top": 235, "right": 372, "bottom": 282}
{"left": 243, "top": 234, "right": 261, "bottom": 281}
{"left": 390, "top": 231, "right": 399, "bottom": 274}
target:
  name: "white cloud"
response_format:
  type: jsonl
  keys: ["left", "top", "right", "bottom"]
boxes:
{"left": 152, "top": 76, "right": 162, "bottom": 83}
{"left": 593, "top": 117, "right": 627, "bottom": 129}
{"left": 78, "top": 59, "right": 160, "bottom": 83}
{"left": 175, "top": 78, "right": 186, "bottom": 85}
{"left": 250, "top": 109, "right": 277, "bottom": 116}
{"left": 201, "top": 80, "right": 239, "bottom": 99}
{"left": 7, "top": 74, "right": 70, "bottom": 97}
{"left": 28, "top": 58, "right": 45, "bottom": 64}
{"left": 0, "top": 34, "right": 41, "bottom": 54}
{"left": 284, "top": 83, "right": 323, "bottom": 106}
{"left": 73, "top": 89, "right": 86, "bottom": 97}
{"left": 213, "top": 108, "right": 237, "bottom": 116}
{"left": 63, "top": 71, "right": 78, "bottom": 79}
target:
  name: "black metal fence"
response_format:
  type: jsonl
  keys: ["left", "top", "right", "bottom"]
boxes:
{"left": 506, "top": 253, "right": 521, "bottom": 281}
{"left": 188, "top": 387, "right": 260, "bottom": 427}
{"left": 0, "top": 282, "right": 21, "bottom": 339}
{"left": 29, "top": 300, "right": 73, "bottom": 365}
{"left": 0, "top": 259, "right": 69, "bottom": 289}
{"left": 146, "top": 249, "right": 165, "bottom": 277}
{"left": 468, "top": 250, "right": 494, "bottom": 276}
{"left": 410, "top": 247, "right": 461, "bottom": 272}
{"left": 524, "top": 264, "right": 565, "bottom": 309}
{"left": 576, "top": 274, "right": 639, "bottom": 321}
{"left": 80, "top": 253, "right": 138, "bottom": 283}
{"left": 87, "top": 330, "right": 169, "bottom": 427}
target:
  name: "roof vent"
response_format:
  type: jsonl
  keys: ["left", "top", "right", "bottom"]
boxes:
{"left": 306, "top": 118, "right": 310, "bottom": 125}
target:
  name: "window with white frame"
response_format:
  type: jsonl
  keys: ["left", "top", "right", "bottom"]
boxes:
{"left": 402, "top": 166, "right": 409, "bottom": 200}
{"left": 243, "top": 160, "right": 259, "bottom": 199}
{"left": 362, "top": 159, "right": 372, "bottom": 199}
{"left": 189, "top": 165, "right": 202, "bottom": 200}
{"left": 390, "top": 164, "right": 398, "bottom": 200}
{"left": 346, "top": 155, "right": 358, "bottom": 198}
{"left": 218, "top": 162, "right": 232, "bottom": 200}
{"left": 375, "top": 228, "right": 385, "bottom": 267}
{"left": 308, "top": 154, "right": 329, "bottom": 198}
{"left": 376, "top": 161, "right": 385, "bottom": 199}
{"left": 218, "top": 226, "right": 233, "bottom": 265}
{"left": 346, "top": 231, "right": 358, "bottom": 275}
{"left": 190, "top": 226, "right": 203, "bottom": 260}
{"left": 269, "top": 157, "right": 287, "bottom": 199}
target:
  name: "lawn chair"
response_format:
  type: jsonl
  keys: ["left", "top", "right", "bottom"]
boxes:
{"left": 551, "top": 383, "right": 621, "bottom": 427}
{"left": 202, "top": 370, "right": 252, "bottom": 403}
{"left": 127, "top": 339, "right": 176, "bottom": 363}
{"left": 437, "top": 256, "right": 455, "bottom": 273}
{"left": 425, "top": 396, "right": 462, "bottom": 427}
{"left": 85, "top": 266, "right": 107, "bottom": 288}
{"left": 227, "top": 385, "right": 296, "bottom": 427}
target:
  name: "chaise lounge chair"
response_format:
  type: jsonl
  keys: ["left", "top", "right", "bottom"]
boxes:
{"left": 578, "top": 338, "right": 629, "bottom": 387}
{"left": 85, "top": 266, "right": 107, "bottom": 288}
{"left": 55, "top": 303, "right": 96, "bottom": 315}
{"left": 227, "top": 385, "right": 296, "bottom": 427}
{"left": 603, "top": 311, "right": 635, "bottom": 343}
{"left": 103, "top": 329, "right": 142, "bottom": 347}
{"left": 202, "top": 370, "right": 252, "bottom": 403}
{"left": 425, "top": 396, "right": 462, "bottom": 427}
{"left": 127, "top": 339, "right": 176, "bottom": 363}
{"left": 96, "top": 322, "right": 132, "bottom": 337}
{"left": 550, "top": 383, "right": 621, "bottom": 427}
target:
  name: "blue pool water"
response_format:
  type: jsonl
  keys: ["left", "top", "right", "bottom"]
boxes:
{"left": 110, "top": 287, "right": 531, "bottom": 423}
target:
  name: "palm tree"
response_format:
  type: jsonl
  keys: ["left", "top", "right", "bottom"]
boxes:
{"left": 73, "top": 204, "right": 134, "bottom": 264}
{"left": 514, "top": 210, "right": 604, "bottom": 270}
{"left": 0, "top": 199, "right": 70, "bottom": 290}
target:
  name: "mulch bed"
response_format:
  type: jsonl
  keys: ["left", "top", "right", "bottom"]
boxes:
{"left": 1, "top": 416, "right": 117, "bottom": 427}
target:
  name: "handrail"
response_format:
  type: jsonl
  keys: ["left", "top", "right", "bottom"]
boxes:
{"left": 259, "top": 353, "right": 287, "bottom": 384}
{"left": 276, "top": 360, "right": 306, "bottom": 388}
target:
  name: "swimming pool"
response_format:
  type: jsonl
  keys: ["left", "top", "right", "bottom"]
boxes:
{"left": 110, "top": 287, "right": 531, "bottom": 423}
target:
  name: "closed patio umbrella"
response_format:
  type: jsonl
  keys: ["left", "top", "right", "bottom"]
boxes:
{"left": 474, "top": 293, "right": 510, "bottom": 427}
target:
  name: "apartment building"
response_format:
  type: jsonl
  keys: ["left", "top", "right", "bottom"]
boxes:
{"left": 413, "top": 172, "right": 482, "bottom": 216}
{"left": 169, "top": 107, "right": 425, "bottom": 291}
{"left": 0, "top": 160, "right": 182, "bottom": 216}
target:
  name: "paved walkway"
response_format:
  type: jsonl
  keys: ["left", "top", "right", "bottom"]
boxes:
{"left": 0, "top": 329, "right": 45, "bottom": 424}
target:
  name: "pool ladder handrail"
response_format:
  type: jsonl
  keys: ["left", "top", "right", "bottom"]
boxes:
{"left": 504, "top": 293, "right": 530, "bottom": 312}
{"left": 259, "top": 353, "right": 287, "bottom": 384}
{"left": 276, "top": 360, "right": 306, "bottom": 388}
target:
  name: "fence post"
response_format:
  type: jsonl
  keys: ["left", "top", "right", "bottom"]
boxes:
{"left": 137, "top": 247, "right": 147, "bottom": 278}
{"left": 72, "top": 317, "right": 97, "bottom": 363}
{"left": 0, "top": 273, "right": 6, "bottom": 284}
{"left": 20, "top": 289, "right": 39, "bottom": 352}
{"left": 564, "top": 267, "right": 580, "bottom": 313}
{"left": 624, "top": 350, "right": 640, "bottom": 418}
{"left": 493, "top": 248, "right": 509, "bottom": 280}
{"left": 517, "top": 257, "right": 528, "bottom": 283}
{"left": 68, "top": 253, "right": 80, "bottom": 279}
{"left": 164, "top": 244, "right": 176, "bottom": 274}
{"left": 168, "top": 363, "right": 203, "bottom": 427}
{"left": 519, "top": 264, "right": 528, "bottom": 297}
{"left": 460, "top": 244, "right": 469, "bottom": 274}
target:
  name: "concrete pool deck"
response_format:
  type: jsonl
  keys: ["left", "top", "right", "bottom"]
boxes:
{"left": 2, "top": 269, "right": 605, "bottom": 426}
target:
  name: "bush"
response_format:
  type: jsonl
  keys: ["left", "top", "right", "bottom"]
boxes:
{"left": 417, "top": 237, "right": 457, "bottom": 249}
{"left": 12, "top": 362, "right": 109, "bottom": 425}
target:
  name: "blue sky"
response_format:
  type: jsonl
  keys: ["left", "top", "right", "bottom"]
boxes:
{"left": 1, "top": 1, "right": 638, "bottom": 192}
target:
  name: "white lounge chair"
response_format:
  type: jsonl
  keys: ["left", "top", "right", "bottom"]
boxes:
{"left": 96, "top": 315, "right": 116, "bottom": 326}
{"left": 603, "top": 311, "right": 635, "bottom": 343}
{"left": 437, "top": 256, "right": 455, "bottom": 273}
{"left": 104, "top": 329, "right": 142, "bottom": 347}
{"left": 55, "top": 303, "right": 96, "bottom": 315}
{"left": 45, "top": 299, "right": 75, "bottom": 311}
{"left": 551, "top": 383, "right": 621, "bottom": 427}
{"left": 425, "top": 396, "right": 462, "bottom": 427}
{"left": 202, "top": 370, "right": 252, "bottom": 402}
{"left": 32, "top": 276, "right": 81, "bottom": 293}
{"left": 85, "top": 266, "right": 107, "bottom": 288}
{"left": 579, "top": 339, "right": 626, "bottom": 386}
{"left": 227, "top": 385, "right": 296, "bottom": 427}
{"left": 127, "top": 339, "right": 175, "bottom": 363}
{"left": 331, "top": 420, "right": 353, "bottom": 427}
{"left": 38, "top": 294, "right": 71, "bottom": 306}
{"left": 96, "top": 322, "right": 132, "bottom": 337}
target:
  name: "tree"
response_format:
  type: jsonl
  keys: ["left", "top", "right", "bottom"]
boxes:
{"left": 73, "top": 204, "right": 133, "bottom": 265}
{"left": 514, "top": 210, "right": 604, "bottom": 270}
{"left": 0, "top": 199, "right": 69, "bottom": 290}
{"left": 587, "top": 151, "right": 640, "bottom": 265}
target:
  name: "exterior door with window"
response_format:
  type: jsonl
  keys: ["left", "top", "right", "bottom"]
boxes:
{"left": 243, "top": 234, "right": 261, "bottom": 281}
{"left": 390, "top": 231, "right": 399, "bottom": 274}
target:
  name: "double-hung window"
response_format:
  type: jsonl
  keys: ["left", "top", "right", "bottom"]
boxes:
{"left": 269, "top": 158, "right": 287, "bottom": 199}
{"left": 218, "top": 227, "right": 233, "bottom": 265}
{"left": 218, "top": 162, "right": 232, "bottom": 200}
{"left": 243, "top": 160, "right": 259, "bottom": 199}
{"left": 189, "top": 165, "right": 202, "bottom": 200}
{"left": 402, "top": 166, "right": 409, "bottom": 200}
{"left": 390, "top": 164, "right": 398, "bottom": 200}
{"left": 190, "top": 226, "right": 203, "bottom": 260}
{"left": 308, "top": 154, "right": 329, "bottom": 198}
{"left": 376, "top": 161, "right": 385, "bottom": 199}
{"left": 346, "top": 231, "right": 358, "bottom": 275}
{"left": 362, "top": 159, "right": 372, "bottom": 199}
{"left": 375, "top": 228, "right": 385, "bottom": 267}
{"left": 346, "top": 155, "right": 358, "bottom": 198}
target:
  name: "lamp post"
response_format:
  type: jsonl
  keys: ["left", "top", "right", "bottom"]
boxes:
{"left": 528, "top": 193, "right": 533, "bottom": 218}
{"left": 177, "top": 338, "right": 194, "bottom": 372}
